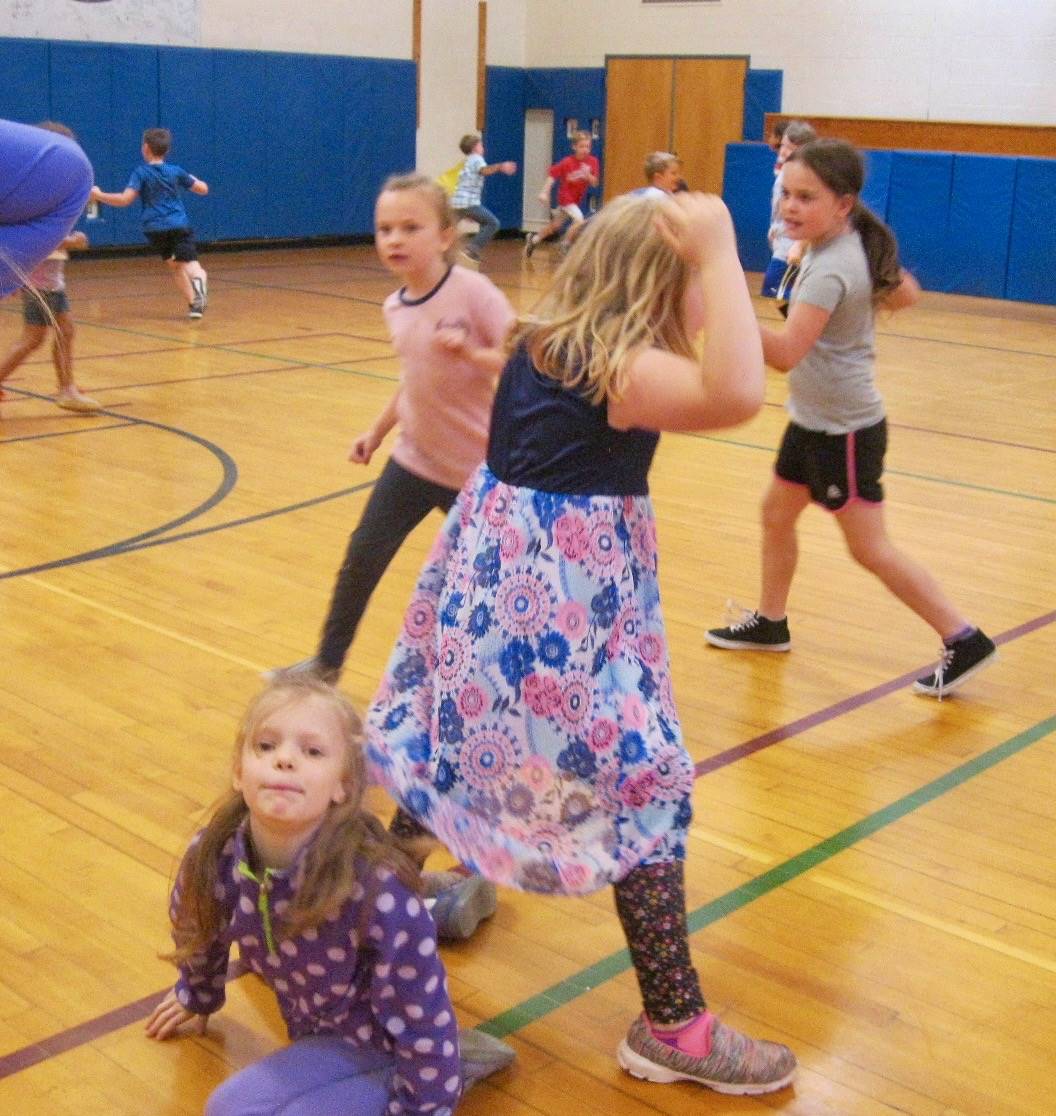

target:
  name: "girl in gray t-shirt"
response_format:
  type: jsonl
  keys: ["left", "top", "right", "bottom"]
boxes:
{"left": 706, "top": 139, "right": 996, "bottom": 699}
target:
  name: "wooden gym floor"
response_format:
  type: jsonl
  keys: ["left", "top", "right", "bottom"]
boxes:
{"left": 1, "top": 239, "right": 1054, "bottom": 1114}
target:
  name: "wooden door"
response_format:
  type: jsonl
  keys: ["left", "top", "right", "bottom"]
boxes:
{"left": 602, "top": 57, "right": 674, "bottom": 201}
{"left": 672, "top": 56, "right": 747, "bottom": 194}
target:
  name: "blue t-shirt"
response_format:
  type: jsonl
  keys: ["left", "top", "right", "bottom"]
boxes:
{"left": 127, "top": 162, "right": 195, "bottom": 231}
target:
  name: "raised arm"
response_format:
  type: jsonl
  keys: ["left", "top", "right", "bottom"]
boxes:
{"left": 189, "top": 177, "right": 209, "bottom": 196}
{"left": 90, "top": 184, "right": 138, "bottom": 208}
{"left": 609, "top": 193, "right": 765, "bottom": 433}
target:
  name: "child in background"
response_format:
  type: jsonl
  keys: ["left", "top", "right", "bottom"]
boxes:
{"left": 766, "top": 118, "right": 789, "bottom": 154}
{"left": 761, "top": 120, "right": 816, "bottom": 298}
{"left": 0, "top": 123, "right": 100, "bottom": 415}
{"left": 449, "top": 132, "right": 517, "bottom": 267}
{"left": 524, "top": 130, "right": 599, "bottom": 258}
{"left": 91, "top": 127, "right": 209, "bottom": 319}
{"left": 629, "top": 151, "right": 684, "bottom": 200}
{"left": 146, "top": 676, "right": 514, "bottom": 1116}
{"left": 367, "top": 192, "right": 797, "bottom": 1095}
{"left": 705, "top": 139, "right": 996, "bottom": 698}
{"left": 270, "top": 173, "right": 514, "bottom": 936}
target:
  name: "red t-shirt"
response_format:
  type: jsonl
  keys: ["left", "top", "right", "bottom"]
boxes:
{"left": 549, "top": 154, "right": 600, "bottom": 206}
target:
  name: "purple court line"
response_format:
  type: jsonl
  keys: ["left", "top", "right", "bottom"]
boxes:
{"left": 695, "top": 610, "right": 1056, "bottom": 776}
{"left": 1, "top": 612, "right": 1052, "bottom": 1080}
{"left": 0, "top": 960, "right": 248, "bottom": 1080}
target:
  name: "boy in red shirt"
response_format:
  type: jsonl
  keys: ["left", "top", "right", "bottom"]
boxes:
{"left": 525, "top": 130, "right": 599, "bottom": 258}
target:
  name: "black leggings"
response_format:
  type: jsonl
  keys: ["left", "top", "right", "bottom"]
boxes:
{"left": 317, "top": 458, "right": 458, "bottom": 671}
{"left": 389, "top": 808, "right": 705, "bottom": 1023}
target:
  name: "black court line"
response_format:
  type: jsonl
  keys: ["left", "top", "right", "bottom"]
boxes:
{"left": 1, "top": 401, "right": 238, "bottom": 581}
{"left": 0, "top": 420, "right": 137, "bottom": 445}
{"left": 80, "top": 362, "right": 314, "bottom": 394}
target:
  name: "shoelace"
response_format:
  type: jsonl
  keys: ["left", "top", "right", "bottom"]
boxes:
{"left": 723, "top": 599, "right": 759, "bottom": 633}
{"left": 930, "top": 644, "right": 955, "bottom": 701}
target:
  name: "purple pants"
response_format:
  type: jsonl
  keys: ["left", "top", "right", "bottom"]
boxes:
{"left": 205, "top": 1036, "right": 394, "bottom": 1116}
{"left": 0, "top": 119, "right": 93, "bottom": 298}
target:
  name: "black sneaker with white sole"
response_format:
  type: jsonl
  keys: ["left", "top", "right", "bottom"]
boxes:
{"left": 705, "top": 611, "right": 791, "bottom": 652}
{"left": 912, "top": 628, "right": 997, "bottom": 699}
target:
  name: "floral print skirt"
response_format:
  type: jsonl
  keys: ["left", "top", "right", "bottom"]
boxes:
{"left": 366, "top": 466, "right": 694, "bottom": 895}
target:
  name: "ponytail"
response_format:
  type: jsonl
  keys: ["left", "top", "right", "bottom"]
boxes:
{"left": 850, "top": 202, "right": 902, "bottom": 300}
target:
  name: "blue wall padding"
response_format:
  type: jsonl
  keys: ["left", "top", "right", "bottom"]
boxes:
{"left": 210, "top": 51, "right": 269, "bottom": 241}
{"left": 860, "top": 148, "right": 893, "bottom": 221}
{"left": 743, "top": 69, "right": 782, "bottom": 142}
{"left": 0, "top": 38, "right": 50, "bottom": 123}
{"left": 484, "top": 66, "right": 527, "bottom": 231}
{"left": 1006, "top": 158, "right": 1056, "bottom": 304}
{"left": 886, "top": 151, "right": 953, "bottom": 290}
{"left": 340, "top": 58, "right": 417, "bottom": 234}
{"left": 524, "top": 68, "right": 605, "bottom": 157}
{"left": 158, "top": 47, "right": 218, "bottom": 244}
{"left": 947, "top": 154, "right": 1016, "bottom": 299}
{"left": 722, "top": 142, "right": 775, "bottom": 271}
{"left": 1, "top": 37, "right": 415, "bottom": 245}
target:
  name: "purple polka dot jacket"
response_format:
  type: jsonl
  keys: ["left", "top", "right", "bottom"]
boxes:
{"left": 171, "top": 823, "right": 463, "bottom": 1115}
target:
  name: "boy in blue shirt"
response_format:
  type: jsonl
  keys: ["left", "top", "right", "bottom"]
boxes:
{"left": 91, "top": 128, "right": 210, "bottom": 319}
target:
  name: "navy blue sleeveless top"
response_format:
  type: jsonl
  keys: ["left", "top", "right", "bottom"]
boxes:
{"left": 486, "top": 344, "right": 660, "bottom": 496}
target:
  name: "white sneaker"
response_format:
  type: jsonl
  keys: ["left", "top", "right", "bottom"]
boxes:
{"left": 56, "top": 388, "right": 102, "bottom": 414}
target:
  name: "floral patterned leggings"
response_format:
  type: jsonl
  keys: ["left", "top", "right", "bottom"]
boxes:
{"left": 390, "top": 809, "right": 706, "bottom": 1024}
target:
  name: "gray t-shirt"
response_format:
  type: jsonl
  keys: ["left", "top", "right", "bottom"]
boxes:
{"left": 787, "top": 229, "right": 884, "bottom": 434}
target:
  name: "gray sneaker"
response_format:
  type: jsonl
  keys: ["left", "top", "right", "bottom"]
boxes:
{"left": 618, "top": 1012, "right": 796, "bottom": 1096}
{"left": 188, "top": 296, "right": 204, "bottom": 319}
{"left": 424, "top": 870, "right": 497, "bottom": 940}
{"left": 262, "top": 657, "right": 340, "bottom": 685}
{"left": 459, "top": 1028, "right": 516, "bottom": 1091}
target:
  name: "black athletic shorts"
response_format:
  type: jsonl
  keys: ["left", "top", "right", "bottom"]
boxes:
{"left": 145, "top": 226, "right": 198, "bottom": 262}
{"left": 775, "top": 417, "right": 887, "bottom": 511}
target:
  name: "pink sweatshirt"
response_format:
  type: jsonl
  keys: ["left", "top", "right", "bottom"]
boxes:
{"left": 383, "top": 265, "right": 515, "bottom": 491}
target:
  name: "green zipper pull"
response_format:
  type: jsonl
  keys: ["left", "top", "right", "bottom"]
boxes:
{"left": 238, "top": 859, "right": 277, "bottom": 956}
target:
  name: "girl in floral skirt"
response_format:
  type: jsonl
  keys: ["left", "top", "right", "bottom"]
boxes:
{"left": 367, "top": 192, "right": 798, "bottom": 1095}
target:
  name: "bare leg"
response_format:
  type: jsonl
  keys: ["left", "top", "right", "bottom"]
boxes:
{"left": 836, "top": 501, "right": 968, "bottom": 639}
{"left": 758, "top": 478, "right": 811, "bottom": 619}
{"left": 0, "top": 323, "right": 47, "bottom": 386}
{"left": 51, "top": 312, "right": 75, "bottom": 390}
{"left": 167, "top": 259, "right": 194, "bottom": 303}
{"left": 183, "top": 259, "right": 207, "bottom": 286}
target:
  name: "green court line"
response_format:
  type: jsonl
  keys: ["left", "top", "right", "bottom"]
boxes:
{"left": 478, "top": 712, "right": 1056, "bottom": 1038}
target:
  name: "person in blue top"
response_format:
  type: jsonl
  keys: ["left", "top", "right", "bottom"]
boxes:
{"left": 0, "top": 117, "right": 92, "bottom": 300}
{"left": 91, "top": 127, "right": 210, "bottom": 319}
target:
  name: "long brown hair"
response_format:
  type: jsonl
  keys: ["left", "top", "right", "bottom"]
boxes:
{"left": 787, "top": 138, "right": 902, "bottom": 301}
{"left": 167, "top": 678, "right": 418, "bottom": 963}
{"left": 511, "top": 194, "right": 696, "bottom": 405}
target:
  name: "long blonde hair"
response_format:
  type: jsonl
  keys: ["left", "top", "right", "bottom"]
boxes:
{"left": 512, "top": 195, "right": 695, "bottom": 404}
{"left": 167, "top": 678, "right": 418, "bottom": 963}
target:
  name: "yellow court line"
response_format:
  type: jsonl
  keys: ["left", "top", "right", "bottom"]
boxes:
{"left": 691, "top": 826, "right": 1056, "bottom": 975}
{"left": 17, "top": 572, "right": 264, "bottom": 673}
